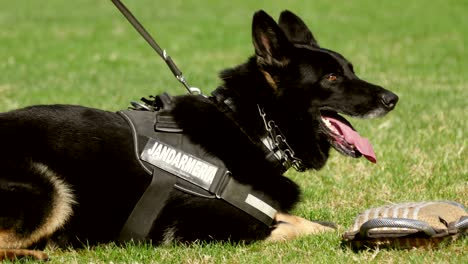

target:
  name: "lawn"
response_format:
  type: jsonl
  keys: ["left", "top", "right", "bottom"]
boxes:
{"left": 0, "top": 0, "right": 466, "bottom": 263}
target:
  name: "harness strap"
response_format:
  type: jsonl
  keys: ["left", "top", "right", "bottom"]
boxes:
{"left": 218, "top": 177, "right": 276, "bottom": 225}
{"left": 118, "top": 167, "right": 177, "bottom": 242}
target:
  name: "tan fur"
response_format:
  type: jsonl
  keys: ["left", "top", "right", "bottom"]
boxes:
{"left": 261, "top": 70, "right": 278, "bottom": 90}
{"left": 0, "top": 249, "right": 49, "bottom": 261}
{"left": 266, "top": 213, "right": 335, "bottom": 242}
{"left": 0, "top": 163, "right": 75, "bottom": 250}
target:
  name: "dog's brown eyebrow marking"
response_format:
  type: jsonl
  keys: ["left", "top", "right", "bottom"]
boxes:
{"left": 314, "top": 48, "right": 356, "bottom": 76}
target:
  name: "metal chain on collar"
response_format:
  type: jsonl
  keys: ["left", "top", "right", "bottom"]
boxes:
{"left": 258, "top": 105, "right": 306, "bottom": 172}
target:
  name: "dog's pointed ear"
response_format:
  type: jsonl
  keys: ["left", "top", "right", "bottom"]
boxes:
{"left": 252, "top": 10, "right": 292, "bottom": 67}
{"left": 278, "top": 10, "right": 319, "bottom": 48}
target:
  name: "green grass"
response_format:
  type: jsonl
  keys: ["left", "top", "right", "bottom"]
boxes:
{"left": 1, "top": 0, "right": 467, "bottom": 263}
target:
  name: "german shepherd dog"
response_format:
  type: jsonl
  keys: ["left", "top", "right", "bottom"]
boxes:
{"left": 0, "top": 10, "right": 398, "bottom": 260}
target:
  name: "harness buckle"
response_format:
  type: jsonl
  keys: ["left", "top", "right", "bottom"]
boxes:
{"left": 213, "top": 170, "right": 232, "bottom": 199}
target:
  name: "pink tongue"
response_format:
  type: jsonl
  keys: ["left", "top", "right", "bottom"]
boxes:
{"left": 326, "top": 117, "right": 377, "bottom": 163}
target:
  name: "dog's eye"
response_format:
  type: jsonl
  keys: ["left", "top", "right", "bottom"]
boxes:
{"left": 326, "top": 74, "right": 338, "bottom": 81}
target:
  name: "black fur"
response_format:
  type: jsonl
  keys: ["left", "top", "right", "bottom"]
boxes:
{"left": 0, "top": 10, "right": 397, "bottom": 250}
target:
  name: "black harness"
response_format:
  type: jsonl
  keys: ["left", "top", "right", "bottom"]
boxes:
{"left": 117, "top": 93, "right": 283, "bottom": 242}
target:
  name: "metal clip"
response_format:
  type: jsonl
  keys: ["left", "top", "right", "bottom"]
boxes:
{"left": 189, "top": 87, "right": 202, "bottom": 95}
{"left": 130, "top": 101, "right": 154, "bottom": 111}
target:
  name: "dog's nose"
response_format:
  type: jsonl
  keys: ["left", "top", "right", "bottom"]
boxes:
{"left": 381, "top": 92, "right": 399, "bottom": 110}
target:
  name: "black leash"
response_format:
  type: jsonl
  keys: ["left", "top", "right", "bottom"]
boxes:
{"left": 111, "top": 0, "right": 199, "bottom": 95}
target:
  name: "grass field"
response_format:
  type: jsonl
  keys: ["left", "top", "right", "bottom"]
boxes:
{"left": 1, "top": 0, "right": 467, "bottom": 263}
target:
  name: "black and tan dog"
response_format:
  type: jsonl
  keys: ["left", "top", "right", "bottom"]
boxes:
{"left": 0, "top": 10, "right": 398, "bottom": 260}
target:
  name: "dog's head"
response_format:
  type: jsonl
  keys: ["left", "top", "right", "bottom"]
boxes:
{"left": 251, "top": 10, "right": 398, "bottom": 170}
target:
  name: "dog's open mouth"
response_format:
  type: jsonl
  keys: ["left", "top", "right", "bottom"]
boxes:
{"left": 320, "top": 111, "right": 376, "bottom": 163}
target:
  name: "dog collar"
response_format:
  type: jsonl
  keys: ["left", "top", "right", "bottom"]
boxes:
{"left": 210, "top": 87, "right": 294, "bottom": 174}
{"left": 257, "top": 105, "right": 306, "bottom": 172}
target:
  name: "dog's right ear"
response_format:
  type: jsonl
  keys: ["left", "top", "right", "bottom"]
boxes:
{"left": 278, "top": 10, "right": 319, "bottom": 48}
{"left": 252, "top": 10, "right": 292, "bottom": 67}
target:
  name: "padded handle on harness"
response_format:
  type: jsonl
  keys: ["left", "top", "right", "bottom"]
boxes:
{"left": 155, "top": 111, "right": 183, "bottom": 133}
{"left": 155, "top": 93, "right": 174, "bottom": 110}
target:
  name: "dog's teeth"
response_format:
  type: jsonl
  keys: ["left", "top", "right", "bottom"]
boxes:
{"left": 322, "top": 117, "right": 342, "bottom": 135}
{"left": 322, "top": 118, "right": 336, "bottom": 131}
{"left": 322, "top": 118, "right": 332, "bottom": 128}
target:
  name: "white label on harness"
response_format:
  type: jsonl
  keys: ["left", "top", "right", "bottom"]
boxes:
{"left": 245, "top": 194, "right": 277, "bottom": 219}
{"left": 141, "top": 138, "right": 218, "bottom": 190}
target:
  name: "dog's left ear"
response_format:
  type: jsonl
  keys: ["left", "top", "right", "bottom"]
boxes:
{"left": 278, "top": 10, "right": 319, "bottom": 48}
{"left": 252, "top": 10, "right": 292, "bottom": 67}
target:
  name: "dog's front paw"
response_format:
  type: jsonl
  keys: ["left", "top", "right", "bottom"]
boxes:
{"left": 266, "top": 213, "right": 336, "bottom": 242}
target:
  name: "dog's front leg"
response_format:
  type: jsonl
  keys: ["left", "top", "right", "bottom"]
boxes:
{"left": 266, "top": 213, "right": 335, "bottom": 242}
{"left": 0, "top": 249, "right": 49, "bottom": 262}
